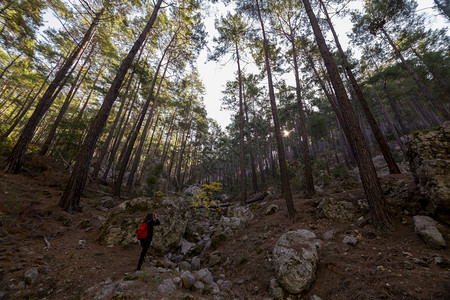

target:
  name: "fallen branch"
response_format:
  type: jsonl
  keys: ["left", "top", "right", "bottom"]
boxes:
{"left": 205, "top": 191, "right": 269, "bottom": 209}
{"left": 43, "top": 236, "right": 51, "bottom": 249}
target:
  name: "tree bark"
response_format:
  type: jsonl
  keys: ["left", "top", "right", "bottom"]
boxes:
{"left": 40, "top": 47, "right": 95, "bottom": 156}
{"left": 93, "top": 34, "right": 149, "bottom": 180}
{"left": 59, "top": 0, "right": 163, "bottom": 211}
{"left": 382, "top": 77, "right": 408, "bottom": 134}
{"left": 374, "top": 86, "right": 406, "bottom": 157}
{"left": 320, "top": 0, "right": 400, "bottom": 174}
{"left": 126, "top": 57, "right": 169, "bottom": 189}
{"left": 253, "top": 116, "right": 266, "bottom": 185}
{"left": 161, "top": 109, "right": 178, "bottom": 165}
{"left": 243, "top": 93, "right": 259, "bottom": 193}
{"left": 174, "top": 116, "right": 192, "bottom": 190}
{"left": 256, "top": 0, "right": 295, "bottom": 218}
{"left": 114, "top": 48, "right": 170, "bottom": 197}
{"left": 102, "top": 82, "right": 139, "bottom": 181}
{"left": 0, "top": 86, "right": 19, "bottom": 117}
{"left": 235, "top": 41, "right": 247, "bottom": 204}
{"left": 0, "top": 87, "right": 36, "bottom": 141}
{"left": 72, "top": 64, "right": 105, "bottom": 126}
{"left": 303, "top": 0, "right": 393, "bottom": 233}
{"left": 5, "top": 88, "right": 34, "bottom": 124}
{"left": 290, "top": 34, "right": 315, "bottom": 197}
{"left": 380, "top": 27, "right": 444, "bottom": 123}
{"left": 0, "top": 53, "right": 22, "bottom": 81}
{"left": 88, "top": 65, "right": 121, "bottom": 179}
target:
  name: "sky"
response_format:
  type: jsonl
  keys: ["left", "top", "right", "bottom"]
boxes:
{"left": 196, "top": 2, "right": 235, "bottom": 130}
{"left": 197, "top": 0, "right": 449, "bottom": 130}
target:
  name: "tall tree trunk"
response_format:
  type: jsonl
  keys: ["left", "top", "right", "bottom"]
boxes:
{"left": 126, "top": 59, "right": 168, "bottom": 189}
{"left": 59, "top": 0, "right": 163, "bottom": 211}
{"left": 0, "top": 87, "right": 36, "bottom": 141}
{"left": 253, "top": 117, "right": 266, "bottom": 185}
{"left": 174, "top": 118, "right": 192, "bottom": 190}
{"left": 180, "top": 134, "right": 194, "bottom": 185}
{"left": 5, "top": 90, "right": 27, "bottom": 118}
{"left": 87, "top": 67, "right": 125, "bottom": 178}
{"left": 0, "top": 53, "right": 22, "bottom": 81}
{"left": 114, "top": 48, "right": 169, "bottom": 197}
{"left": 408, "top": 91, "right": 435, "bottom": 128}
{"left": 161, "top": 111, "right": 177, "bottom": 165}
{"left": 320, "top": 0, "right": 400, "bottom": 174}
{"left": 136, "top": 112, "right": 161, "bottom": 185}
{"left": 92, "top": 36, "right": 147, "bottom": 180}
{"left": 153, "top": 115, "right": 167, "bottom": 157}
{"left": 5, "top": 87, "right": 35, "bottom": 124}
{"left": 382, "top": 78, "right": 408, "bottom": 134}
{"left": 235, "top": 41, "right": 247, "bottom": 204}
{"left": 307, "top": 54, "right": 357, "bottom": 169}
{"left": 72, "top": 64, "right": 105, "bottom": 126}
{"left": 329, "top": 129, "right": 340, "bottom": 164}
{"left": 290, "top": 34, "right": 315, "bottom": 197}
{"left": 380, "top": 27, "right": 445, "bottom": 123}
{"left": 374, "top": 86, "right": 406, "bottom": 157}
{"left": 0, "top": 82, "right": 10, "bottom": 100}
{"left": 145, "top": 112, "right": 160, "bottom": 156}
{"left": 4, "top": 5, "right": 105, "bottom": 174}
{"left": 167, "top": 130, "right": 180, "bottom": 177}
{"left": 100, "top": 82, "right": 139, "bottom": 181}
{"left": 0, "top": 86, "right": 19, "bottom": 116}
{"left": 347, "top": 80, "right": 375, "bottom": 155}
{"left": 303, "top": 0, "right": 393, "bottom": 233}
{"left": 40, "top": 47, "right": 95, "bottom": 156}
{"left": 243, "top": 94, "right": 259, "bottom": 194}
{"left": 410, "top": 46, "right": 447, "bottom": 89}
{"left": 256, "top": 0, "right": 295, "bottom": 218}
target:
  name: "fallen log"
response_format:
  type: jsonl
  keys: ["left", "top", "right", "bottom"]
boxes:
{"left": 205, "top": 191, "right": 269, "bottom": 209}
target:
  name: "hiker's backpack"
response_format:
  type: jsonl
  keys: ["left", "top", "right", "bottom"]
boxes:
{"left": 137, "top": 222, "right": 148, "bottom": 240}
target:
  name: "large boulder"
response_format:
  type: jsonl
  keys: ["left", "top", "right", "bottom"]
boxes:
{"left": 157, "top": 279, "right": 177, "bottom": 294}
{"left": 219, "top": 216, "right": 243, "bottom": 230}
{"left": 380, "top": 174, "right": 422, "bottom": 215}
{"left": 413, "top": 215, "right": 447, "bottom": 249}
{"left": 406, "top": 122, "right": 450, "bottom": 223}
{"left": 273, "top": 230, "right": 321, "bottom": 294}
{"left": 232, "top": 205, "right": 255, "bottom": 222}
{"left": 181, "top": 271, "right": 196, "bottom": 290}
{"left": 195, "top": 268, "right": 220, "bottom": 294}
{"left": 98, "top": 197, "right": 190, "bottom": 254}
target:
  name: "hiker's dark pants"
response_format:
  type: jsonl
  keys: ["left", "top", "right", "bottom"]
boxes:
{"left": 137, "top": 239, "right": 151, "bottom": 270}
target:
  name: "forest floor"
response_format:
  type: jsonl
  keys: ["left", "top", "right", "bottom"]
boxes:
{"left": 0, "top": 154, "right": 449, "bottom": 299}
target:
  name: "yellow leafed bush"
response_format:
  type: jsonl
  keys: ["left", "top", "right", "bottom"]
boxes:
{"left": 192, "top": 182, "right": 222, "bottom": 211}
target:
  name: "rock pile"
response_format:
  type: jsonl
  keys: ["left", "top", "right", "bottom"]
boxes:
{"left": 98, "top": 197, "right": 190, "bottom": 254}
{"left": 83, "top": 266, "right": 233, "bottom": 299}
{"left": 317, "top": 198, "right": 357, "bottom": 222}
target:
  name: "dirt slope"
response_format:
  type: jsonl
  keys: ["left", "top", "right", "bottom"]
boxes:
{"left": 0, "top": 157, "right": 449, "bottom": 299}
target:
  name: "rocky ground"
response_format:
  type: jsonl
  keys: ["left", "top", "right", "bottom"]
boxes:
{"left": 0, "top": 154, "right": 449, "bottom": 299}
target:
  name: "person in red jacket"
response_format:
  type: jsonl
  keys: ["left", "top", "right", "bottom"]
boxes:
{"left": 137, "top": 212, "right": 160, "bottom": 270}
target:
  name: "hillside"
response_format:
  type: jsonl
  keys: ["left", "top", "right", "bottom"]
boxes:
{"left": 0, "top": 153, "right": 449, "bottom": 300}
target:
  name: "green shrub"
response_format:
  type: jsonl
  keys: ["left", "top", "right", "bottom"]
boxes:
{"left": 144, "top": 163, "right": 164, "bottom": 196}
{"left": 330, "top": 163, "right": 350, "bottom": 179}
